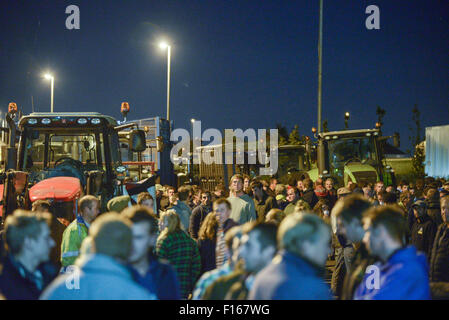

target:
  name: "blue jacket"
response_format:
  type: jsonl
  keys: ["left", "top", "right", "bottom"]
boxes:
{"left": 248, "top": 250, "right": 332, "bottom": 300}
{"left": 354, "top": 246, "right": 430, "bottom": 300}
{"left": 130, "top": 253, "right": 181, "bottom": 300}
{"left": 40, "top": 254, "right": 156, "bottom": 300}
{"left": 0, "top": 255, "right": 58, "bottom": 300}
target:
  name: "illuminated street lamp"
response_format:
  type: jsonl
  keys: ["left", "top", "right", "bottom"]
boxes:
{"left": 43, "top": 73, "right": 54, "bottom": 113}
{"left": 159, "top": 42, "right": 171, "bottom": 122}
{"left": 344, "top": 112, "right": 350, "bottom": 129}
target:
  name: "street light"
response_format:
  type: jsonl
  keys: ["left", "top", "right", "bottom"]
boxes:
{"left": 43, "top": 73, "right": 54, "bottom": 113}
{"left": 344, "top": 112, "right": 350, "bottom": 129}
{"left": 159, "top": 42, "right": 171, "bottom": 121}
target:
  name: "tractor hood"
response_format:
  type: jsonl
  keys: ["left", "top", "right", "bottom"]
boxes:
{"left": 29, "top": 177, "right": 82, "bottom": 202}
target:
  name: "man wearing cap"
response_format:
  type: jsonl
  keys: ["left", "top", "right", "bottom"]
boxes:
{"left": 410, "top": 200, "right": 437, "bottom": 260}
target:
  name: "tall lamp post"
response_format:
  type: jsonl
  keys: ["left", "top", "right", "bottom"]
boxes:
{"left": 159, "top": 42, "right": 171, "bottom": 121}
{"left": 44, "top": 73, "right": 54, "bottom": 113}
{"left": 344, "top": 112, "right": 350, "bottom": 129}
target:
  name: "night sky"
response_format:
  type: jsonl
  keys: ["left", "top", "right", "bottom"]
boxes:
{"left": 1, "top": 0, "right": 448, "bottom": 152}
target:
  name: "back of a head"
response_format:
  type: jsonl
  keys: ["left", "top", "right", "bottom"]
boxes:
{"left": 4, "top": 210, "right": 51, "bottom": 255}
{"left": 383, "top": 192, "right": 397, "bottom": 205}
{"left": 159, "top": 209, "right": 181, "bottom": 237}
{"left": 294, "top": 200, "right": 311, "bottom": 213}
{"left": 89, "top": 212, "right": 132, "bottom": 261}
{"left": 426, "top": 188, "right": 439, "bottom": 202}
{"left": 332, "top": 194, "right": 371, "bottom": 223}
{"left": 177, "top": 186, "right": 190, "bottom": 201}
{"left": 363, "top": 205, "right": 406, "bottom": 244}
{"left": 266, "top": 208, "right": 285, "bottom": 224}
{"left": 122, "top": 205, "right": 158, "bottom": 235}
{"left": 278, "top": 212, "right": 330, "bottom": 257}
{"left": 274, "top": 184, "right": 286, "bottom": 196}
{"left": 31, "top": 200, "right": 52, "bottom": 213}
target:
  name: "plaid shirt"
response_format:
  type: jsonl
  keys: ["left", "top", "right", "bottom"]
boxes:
{"left": 156, "top": 229, "right": 201, "bottom": 299}
{"left": 192, "top": 262, "right": 232, "bottom": 300}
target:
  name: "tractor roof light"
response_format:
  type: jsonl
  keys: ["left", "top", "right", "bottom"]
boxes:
{"left": 8, "top": 102, "right": 18, "bottom": 114}
{"left": 121, "top": 102, "right": 130, "bottom": 117}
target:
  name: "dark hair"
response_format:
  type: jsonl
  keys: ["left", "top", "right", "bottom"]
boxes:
{"left": 363, "top": 205, "right": 406, "bottom": 243}
{"left": 250, "top": 180, "right": 263, "bottom": 190}
{"left": 333, "top": 194, "right": 372, "bottom": 223}
{"left": 121, "top": 205, "right": 158, "bottom": 235}
{"left": 177, "top": 186, "right": 190, "bottom": 201}
{"left": 383, "top": 192, "right": 397, "bottom": 204}
{"left": 242, "top": 222, "right": 277, "bottom": 249}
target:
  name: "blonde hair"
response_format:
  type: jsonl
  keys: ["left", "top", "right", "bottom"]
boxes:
{"left": 90, "top": 212, "right": 132, "bottom": 261}
{"left": 294, "top": 200, "right": 311, "bottom": 213}
{"left": 265, "top": 208, "right": 286, "bottom": 224}
{"left": 158, "top": 209, "right": 182, "bottom": 241}
{"left": 278, "top": 212, "right": 330, "bottom": 257}
{"left": 198, "top": 212, "right": 218, "bottom": 241}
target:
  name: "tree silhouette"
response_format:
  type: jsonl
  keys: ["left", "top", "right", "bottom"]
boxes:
{"left": 288, "top": 125, "right": 302, "bottom": 145}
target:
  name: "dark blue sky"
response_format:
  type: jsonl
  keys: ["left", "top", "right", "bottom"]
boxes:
{"left": 1, "top": 0, "right": 448, "bottom": 152}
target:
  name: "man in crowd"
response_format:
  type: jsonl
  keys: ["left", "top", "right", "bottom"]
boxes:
{"left": 212, "top": 184, "right": 227, "bottom": 202}
{"left": 214, "top": 198, "right": 239, "bottom": 268}
{"left": 249, "top": 212, "right": 332, "bottom": 300}
{"left": 0, "top": 210, "right": 57, "bottom": 300}
{"left": 354, "top": 206, "right": 430, "bottom": 300}
{"left": 203, "top": 222, "right": 277, "bottom": 300}
{"left": 193, "top": 225, "right": 242, "bottom": 300}
{"left": 284, "top": 186, "right": 299, "bottom": 215}
{"left": 137, "top": 192, "right": 155, "bottom": 212}
{"left": 268, "top": 177, "right": 278, "bottom": 198}
{"left": 123, "top": 205, "right": 181, "bottom": 300}
{"left": 61, "top": 195, "right": 100, "bottom": 268}
{"left": 31, "top": 200, "right": 66, "bottom": 269}
{"left": 410, "top": 200, "right": 437, "bottom": 260}
{"left": 333, "top": 195, "right": 376, "bottom": 299}
{"left": 302, "top": 178, "right": 318, "bottom": 208}
{"left": 41, "top": 213, "right": 156, "bottom": 300}
{"left": 168, "top": 188, "right": 192, "bottom": 231}
{"left": 429, "top": 196, "right": 449, "bottom": 282}
{"left": 189, "top": 191, "right": 213, "bottom": 240}
{"left": 250, "top": 180, "right": 278, "bottom": 222}
{"left": 227, "top": 174, "right": 257, "bottom": 225}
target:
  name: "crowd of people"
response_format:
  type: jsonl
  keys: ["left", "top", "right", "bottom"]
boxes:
{"left": 0, "top": 173, "right": 449, "bottom": 300}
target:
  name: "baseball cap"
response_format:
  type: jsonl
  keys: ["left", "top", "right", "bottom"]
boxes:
{"left": 337, "top": 187, "right": 351, "bottom": 196}
{"left": 411, "top": 200, "right": 427, "bottom": 209}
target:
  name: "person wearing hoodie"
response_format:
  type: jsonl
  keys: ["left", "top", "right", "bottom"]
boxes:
{"left": 354, "top": 206, "right": 430, "bottom": 300}
{"left": 227, "top": 174, "right": 257, "bottom": 225}
{"left": 410, "top": 200, "right": 437, "bottom": 260}
{"left": 249, "top": 212, "right": 332, "bottom": 300}
{"left": 425, "top": 188, "right": 443, "bottom": 226}
{"left": 41, "top": 213, "right": 156, "bottom": 300}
